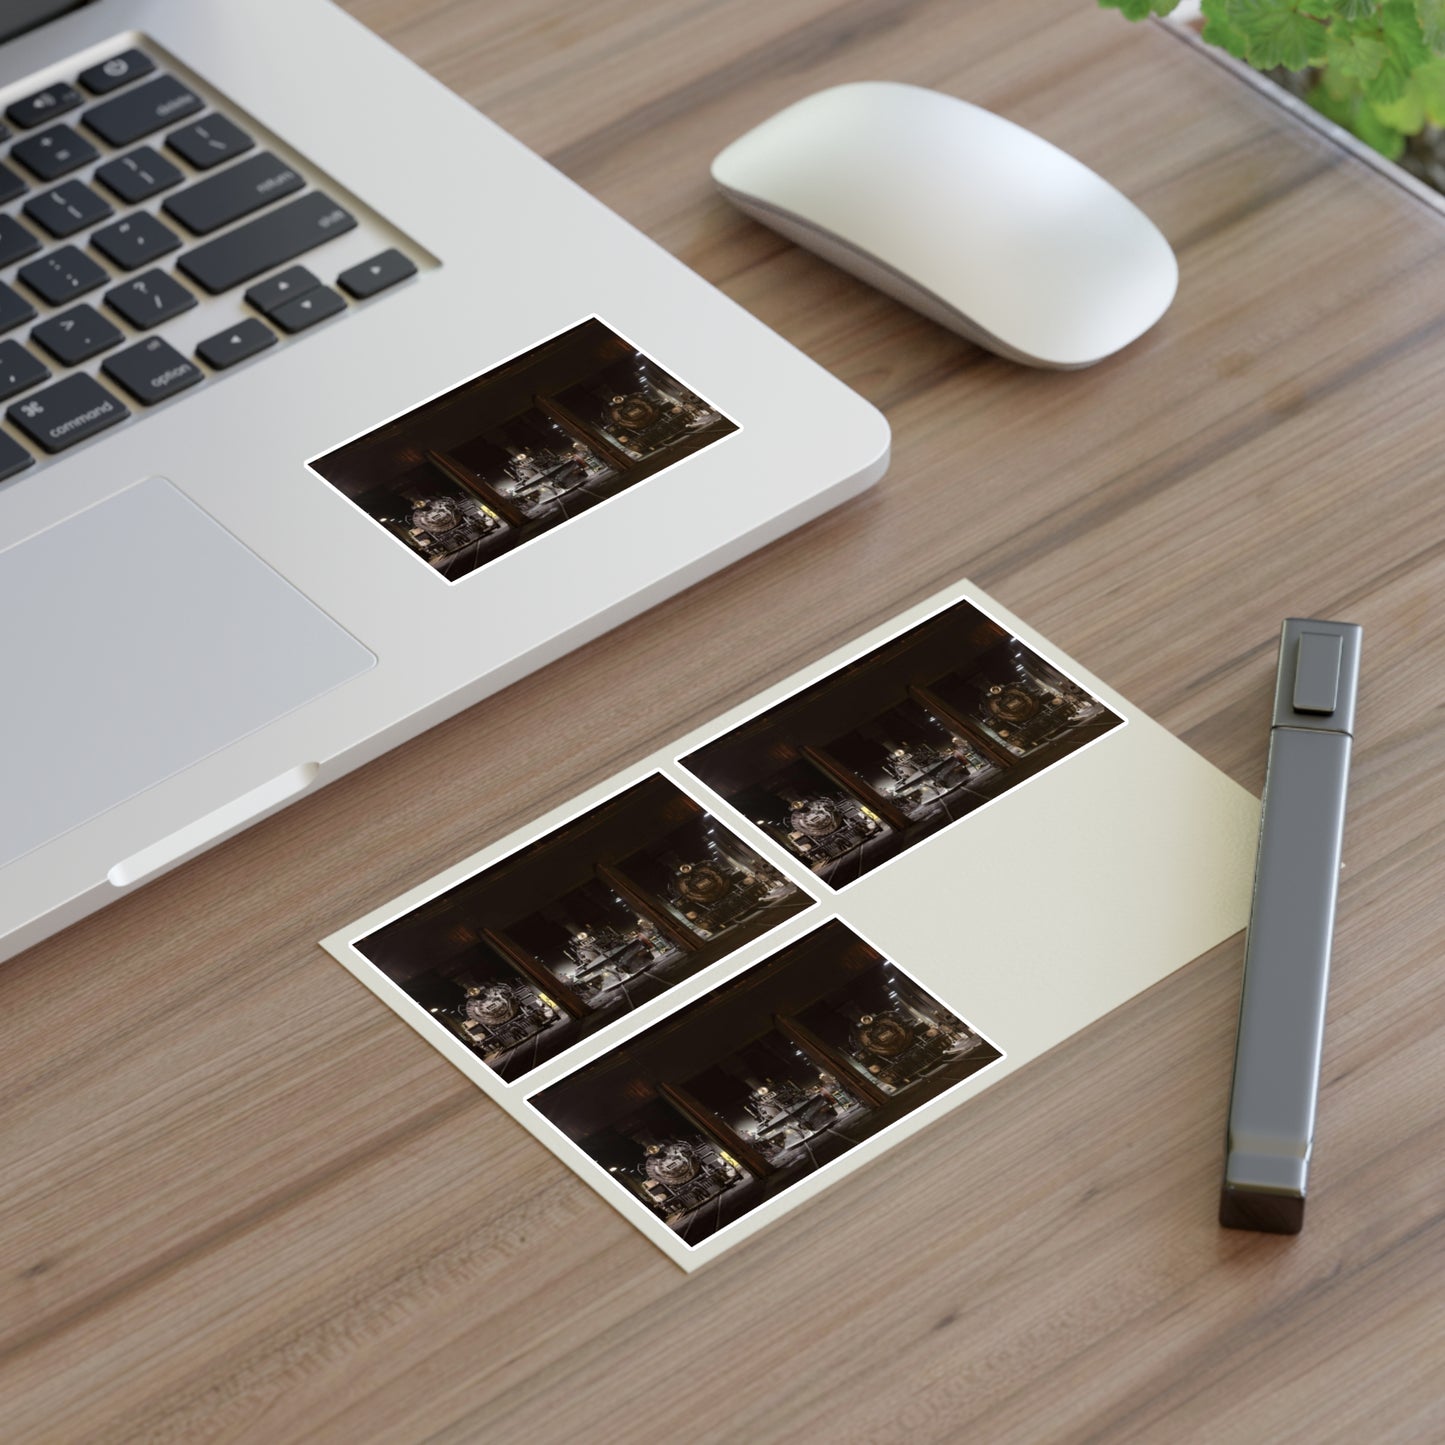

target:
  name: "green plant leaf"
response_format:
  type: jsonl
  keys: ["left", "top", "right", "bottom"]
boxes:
{"left": 1325, "top": 26, "right": 1391, "bottom": 77}
{"left": 1309, "top": 77, "right": 1360, "bottom": 122}
{"left": 1380, "top": 0, "right": 1432, "bottom": 64}
{"left": 1365, "top": 47, "right": 1416, "bottom": 99}
{"left": 1371, "top": 72, "right": 1428, "bottom": 124}
{"left": 1337, "top": 0, "right": 1382, "bottom": 17}
{"left": 1415, "top": 0, "right": 1445, "bottom": 48}
{"left": 1365, "top": 57, "right": 1410, "bottom": 100}
{"left": 1201, "top": 0, "right": 1253, "bottom": 55}
{"left": 1320, "top": 57, "right": 1367, "bottom": 95}
{"left": 1409, "top": 53, "right": 1445, "bottom": 117}
{"left": 1097, "top": 0, "right": 1181, "bottom": 17}
{"left": 1354, "top": 98, "right": 1412, "bottom": 149}
{"left": 1223, "top": 0, "right": 1328, "bottom": 69}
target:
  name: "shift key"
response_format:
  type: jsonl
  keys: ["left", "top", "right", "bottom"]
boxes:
{"left": 178, "top": 192, "right": 356, "bottom": 294}
{"left": 163, "top": 151, "right": 303, "bottom": 236}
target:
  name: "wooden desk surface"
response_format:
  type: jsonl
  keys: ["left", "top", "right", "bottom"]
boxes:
{"left": 3, "top": 2, "right": 1442, "bottom": 1440}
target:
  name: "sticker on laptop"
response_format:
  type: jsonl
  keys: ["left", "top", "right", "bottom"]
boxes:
{"left": 308, "top": 317, "right": 737, "bottom": 581}
{"left": 679, "top": 596, "right": 1122, "bottom": 888}
{"left": 350, "top": 774, "right": 812, "bottom": 1081}
{"left": 528, "top": 918, "right": 1002, "bottom": 1248}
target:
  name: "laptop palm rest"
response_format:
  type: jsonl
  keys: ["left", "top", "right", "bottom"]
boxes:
{"left": 0, "top": 477, "right": 374, "bottom": 871}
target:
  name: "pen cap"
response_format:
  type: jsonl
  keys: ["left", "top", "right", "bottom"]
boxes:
{"left": 1271, "top": 619, "right": 1363, "bottom": 735}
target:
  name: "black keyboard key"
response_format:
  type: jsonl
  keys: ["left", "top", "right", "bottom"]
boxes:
{"left": 0, "top": 161, "right": 27, "bottom": 205}
{"left": 0, "top": 215, "right": 42, "bottom": 268}
{"left": 83, "top": 74, "right": 201, "bottom": 147}
{"left": 178, "top": 192, "right": 356, "bottom": 294}
{"left": 245, "top": 265, "right": 319, "bottom": 315}
{"left": 79, "top": 49, "right": 156, "bottom": 96}
{"left": 8, "top": 372, "right": 127, "bottom": 452}
{"left": 197, "top": 318, "right": 276, "bottom": 370}
{"left": 163, "top": 152, "right": 302, "bottom": 236}
{"left": 7, "top": 83, "right": 82, "bottom": 131}
{"left": 0, "top": 340, "right": 49, "bottom": 401}
{"left": 91, "top": 212, "right": 181, "bottom": 270}
{"left": 0, "top": 283, "right": 36, "bottom": 335}
{"left": 104, "top": 268, "right": 196, "bottom": 329}
{"left": 338, "top": 249, "right": 417, "bottom": 300}
{"left": 166, "top": 114, "right": 252, "bottom": 169}
{"left": 0, "top": 429, "right": 33, "bottom": 482}
{"left": 23, "top": 179, "right": 113, "bottom": 239}
{"left": 95, "top": 146, "right": 183, "bottom": 204}
{"left": 11, "top": 124, "right": 98, "bottom": 181}
{"left": 270, "top": 285, "right": 345, "bottom": 333}
{"left": 18, "top": 245, "right": 107, "bottom": 306}
{"left": 103, "top": 336, "right": 203, "bottom": 407}
{"left": 32, "top": 304, "right": 123, "bottom": 366}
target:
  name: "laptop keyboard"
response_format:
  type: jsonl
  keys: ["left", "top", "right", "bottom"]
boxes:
{"left": 0, "top": 45, "right": 420, "bottom": 482}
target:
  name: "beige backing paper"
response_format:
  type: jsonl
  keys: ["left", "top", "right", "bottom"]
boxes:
{"left": 322, "top": 580, "right": 1259, "bottom": 1271}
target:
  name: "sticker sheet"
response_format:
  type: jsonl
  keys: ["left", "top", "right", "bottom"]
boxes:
{"left": 323, "top": 580, "right": 1258, "bottom": 1269}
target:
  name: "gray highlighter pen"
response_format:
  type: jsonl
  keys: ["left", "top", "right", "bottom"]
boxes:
{"left": 1220, "top": 618, "right": 1361, "bottom": 1234}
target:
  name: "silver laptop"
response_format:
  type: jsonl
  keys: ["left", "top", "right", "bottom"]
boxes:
{"left": 0, "top": 0, "right": 889, "bottom": 963}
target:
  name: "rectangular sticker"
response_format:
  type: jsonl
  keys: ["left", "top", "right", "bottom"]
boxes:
{"left": 528, "top": 919, "right": 1001, "bottom": 1248}
{"left": 352, "top": 774, "right": 812, "bottom": 1081}
{"left": 680, "top": 595, "right": 1121, "bottom": 887}
{"left": 309, "top": 317, "right": 737, "bottom": 581}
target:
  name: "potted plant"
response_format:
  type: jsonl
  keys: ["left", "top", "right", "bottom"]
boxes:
{"left": 1101, "top": 0, "right": 1445, "bottom": 198}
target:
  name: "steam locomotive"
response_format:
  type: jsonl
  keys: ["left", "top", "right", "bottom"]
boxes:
{"left": 966, "top": 640, "right": 1105, "bottom": 757}
{"left": 493, "top": 443, "right": 608, "bottom": 517}
{"left": 626, "top": 1136, "right": 744, "bottom": 1218}
{"left": 604, "top": 381, "right": 720, "bottom": 457}
{"left": 561, "top": 919, "right": 670, "bottom": 1001}
{"left": 769, "top": 791, "right": 886, "bottom": 872}
{"left": 394, "top": 492, "right": 503, "bottom": 563}
{"left": 847, "top": 1008, "right": 976, "bottom": 1093}
{"left": 431, "top": 979, "right": 560, "bottom": 1057}
{"left": 743, "top": 1076, "right": 854, "bottom": 1157}
{"left": 878, "top": 733, "right": 993, "bottom": 816}
{"left": 665, "top": 844, "right": 792, "bottom": 939}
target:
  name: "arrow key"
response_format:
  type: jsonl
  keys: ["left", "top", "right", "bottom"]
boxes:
{"left": 270, "top": 285, "right": 345, "bottom": 334}
{"left": 244, "top": 265, "right": 319, "bottom": 316}
{"left": 197, "top": 318, "right": 275, "bottom": 370}
{"left": 337, "top": 248, "right": 416, "bottom": 300}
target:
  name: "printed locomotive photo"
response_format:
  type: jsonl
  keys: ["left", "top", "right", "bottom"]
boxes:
{"left": 681, "top": 598, "right": 1121, "bottom": 886}
{"left": 351, "top": 776, "right": 810, "bottom": 1080}
{"left": 529, "top": 920, "right": 1001, "bottom": 1245}
{"left": 310, "top": 318, "right": 736, "bottom": 581}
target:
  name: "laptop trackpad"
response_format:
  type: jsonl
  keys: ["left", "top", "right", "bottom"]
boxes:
{"left": 0, "top": 477, "right": 375, "bottom": 869}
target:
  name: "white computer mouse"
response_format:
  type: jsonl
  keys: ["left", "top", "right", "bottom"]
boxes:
{"left": 711, "top": 81, "right": 1178, "bottom": 369}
